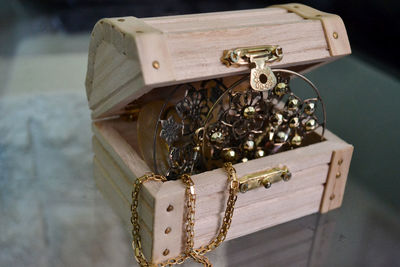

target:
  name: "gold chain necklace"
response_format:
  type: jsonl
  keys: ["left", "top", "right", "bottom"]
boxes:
{"left": 131, "top": 162, "right": 239, "bottom": 267}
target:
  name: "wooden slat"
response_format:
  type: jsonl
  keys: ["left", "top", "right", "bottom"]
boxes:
{"left": 91, "top": 121, "right": 163, "bottom": 207}
{"left": 196, "top": 164, "right": 329, "bottom": 218}
{"left": 93, "top": 119, "right": 344, "bottom": 205}
{"left": 274, "top": 3, "right": 351, "bottom": 57}
{"left": 92, "top": 119, "right": 353, "bottom": 261}
{"left": 150, "top": 181, "right": 186, "bottom": 262}
{"left": 94, "top": 143, "right": 329, "bottom": 220}
{"left": 92, "top": 137, "right": 155, "bottom": 230}
{"left": 86, "top": 16, "right": 174, "bottom": 119}
{"left": 93, "top": 131, "right": 330, "bottom": 262}
{"left": 91, "top": 121, "right": 150, "bottom": 178}
{"left": 156, "top": 130, "right": 351, "bottom": 201}
{"left": 143, "top": 8, "right": 289, "bottom": 26}
{"left": 93, "top": 157, "right": 154, "bottom": 259}
{"left": 143, "top": 8, "right": 303, "bottom": 33}
{"left": 164, "top": 20, "right": 330, "bottom": 82}
{"left": 92, "top": 125, "right": 187, "bottom": 262}
{"left": 101, "top": 171, "right": 324, "bottom": 263}
{"left": 194, "top": 185, "right": 324, "bottom": 246}
{"left": 89, "top": 42, "right": 141, "bottom": 109}
{"left": 91, "top": 75, "right": 146, "bottom": 120}
{"left": 320, "top": 145, "right": 354, "bottom": 213}
{"left": 93, "top": 124, "right": 330, "bottom": 210}
{"left": 93, "top": 136, "right": 132, "bottom": 203}
{"left": 86, "top": 6, "right": 351, "bottom": 118}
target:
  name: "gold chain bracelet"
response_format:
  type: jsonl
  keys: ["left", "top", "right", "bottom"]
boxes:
{"left": 130, "top": 162, "right": 239, "bottom": 267}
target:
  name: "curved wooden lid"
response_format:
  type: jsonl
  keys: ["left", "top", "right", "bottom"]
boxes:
{"left": 85, "top": 4, "right": 351, "bottom": 119}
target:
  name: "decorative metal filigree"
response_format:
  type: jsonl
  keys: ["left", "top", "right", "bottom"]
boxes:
{"left": 207, "top": 122, "right": 231, "bottom": 150}
{"left": 176, "top": 87, "right": 209, "bottom": 135}
{"left": 160, "top": 116, "right": 182, "bottom": 145}
{"left": 222, "top": 89, "right": 268, "bottom": 138}
{"left": 160, "top": 81, "right": 226, "bottom": 180}
{"left": 157, "top": 71, "right": 325, "bottom": 180}
{"left": 166, "top": 145, "right": 198, "bottom": 178}
{"left": 261, "top": 71, "right": 324, "bottom": 155}
{"left": 201, "top": 70, "right": 325, "bottom": 167}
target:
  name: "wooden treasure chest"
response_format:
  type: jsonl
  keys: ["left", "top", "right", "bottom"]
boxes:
{"left": 85, "top": 3, "right": 353, "bottom": 266}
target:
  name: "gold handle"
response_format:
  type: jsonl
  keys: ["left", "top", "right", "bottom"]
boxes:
{"left": 221, "top": 45, "right": 283, "bottom": 92}
{"left": 238, "top": 166, "right": 291, "bottom": 193}
{"left": 221, "top": 45, "right": 283, "bottom": 67}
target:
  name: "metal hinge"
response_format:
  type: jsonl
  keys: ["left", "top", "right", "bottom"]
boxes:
{"left": 221, "top": 45, "right": 283, "bottom": 91}
{"left": 238, "top": 166, "right": 291, "bottom": 193}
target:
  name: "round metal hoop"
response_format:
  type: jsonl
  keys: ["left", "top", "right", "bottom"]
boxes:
{"left": 201, "top": 69, "right": 326, "bottom": 166}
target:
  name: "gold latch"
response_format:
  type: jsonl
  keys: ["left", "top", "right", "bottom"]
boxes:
{"left": 238, "top": 166, "right": 291, "bottom": 193}
{"left": 221, "top": 45, "right": 283, "bottom": 91}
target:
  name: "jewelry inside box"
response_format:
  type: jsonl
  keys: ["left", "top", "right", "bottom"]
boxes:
{"left": 134, "top": 68, "right": 326, "bottom": 180}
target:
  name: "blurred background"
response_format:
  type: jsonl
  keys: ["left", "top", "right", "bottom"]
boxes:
{"left": 0, "top": 1, "right": 399, "bottom": 266}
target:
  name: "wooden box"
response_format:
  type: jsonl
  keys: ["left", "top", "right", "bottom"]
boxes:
{"left": 85, "top": 3, "right": 353, "bottom": 264}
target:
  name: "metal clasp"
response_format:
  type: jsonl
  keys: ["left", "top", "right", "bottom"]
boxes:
{"left": 221, "top": 45, "right": 283, "bottom": 91}
{"left": 238, "top": 166, "right": 291, "bottom": 193}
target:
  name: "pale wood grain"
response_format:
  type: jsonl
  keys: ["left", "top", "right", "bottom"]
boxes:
{"left": 93, "top": 154, "right": 324, "bottom": 262}
{"left": 150, "top": 179, "right": 186, "bottom": 262}
{"left": 93, "top": 157, "right": 154, "bottom": 259}
{"left": 320, "top": 145, "right": 354, "bottom": 213}
{"left": 92, "top": 136, "right": 155, "bottom": 230}
{"left": 91, "top": 121, "right": 162, "bottom": 217}
{"left": 142, "top": 8, "right": 290, "bottom": 27}
{"left": 93, "top": 118, "right": 344, "bottom": 203}
{"left": 144, "top": 11, "right": 304, "bottom": 33}
{"left": 194, "top": 185, "right": 324, "bottom": 246}
{"left": 155, "top": 131, "right": 351, "bottom": 201}
{"left": 93, "top": 116, "right": 349, "bottom": 261}
{"left": 89, "top": 42, "right": 141, "bottom": 110}
{"left": 92, "top": 122, "right": 187, "bottom": 261}
{"left": 92, "top": 121, "right": 150, "bottom": 177}
{"left": 195, "top": 164, "right": 329, "bottom": 218}
{"left": 93, "top": 146, "right": 329, "bottom": 220}
{"left": 273, "top": 3, "right": 351, "bottom": 57}
{"left": 85, "top": 6, "right": 351, "bottom": 119}
{"left": 92, "top": 116, "right": 353, "bottom": 261}
{"left": 93, "top": 132, "right": 330, "bottom": 252}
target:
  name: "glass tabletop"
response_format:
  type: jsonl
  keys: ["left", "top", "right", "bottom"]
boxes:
{"left": 198, "top": 179, "right": 400, "bottom": 267}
